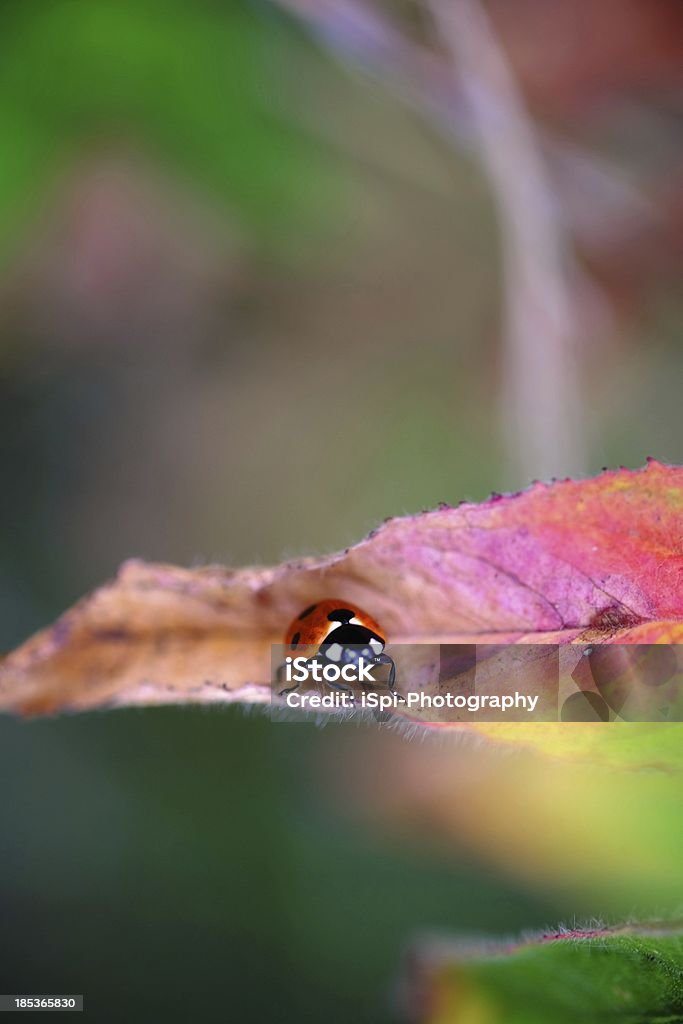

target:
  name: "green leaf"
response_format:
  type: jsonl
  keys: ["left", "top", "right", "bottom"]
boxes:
{"left": 413, "top": 924, "right": 683, "bottom": 1024}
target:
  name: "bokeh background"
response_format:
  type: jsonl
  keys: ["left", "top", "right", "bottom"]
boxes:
{"left": 1, "top": 2, "right": 682, "bottom": 1020}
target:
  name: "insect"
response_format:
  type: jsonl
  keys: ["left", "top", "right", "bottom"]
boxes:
{"left": 278, "top": 599, "right": 396, "bottom": 695}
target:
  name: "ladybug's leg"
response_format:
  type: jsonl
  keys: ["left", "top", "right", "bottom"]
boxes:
{"left": 372, "top": 653, "right": 396, "bottom": 691}
{"left": 317, "top": 648, "right": 353, "bottom": 692}
{"left": 276, "top": 661, "right": 297, "bottom": 696}
{"left": 323, "top": 675, "right": 353, "bottom": 694}
{"left": 277, "top": 679, "right": 300, "bottom": 698}
{"left": 276, "top": 656, "right": 318, "bottom": 697}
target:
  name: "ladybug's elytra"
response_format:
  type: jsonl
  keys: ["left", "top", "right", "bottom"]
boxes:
{"left": 280, "top": 599, "right": 396, "bottom": 694}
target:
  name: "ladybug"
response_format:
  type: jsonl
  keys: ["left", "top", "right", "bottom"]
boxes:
{"left": 279, "top": 600, "right": 395, "bottom": 695}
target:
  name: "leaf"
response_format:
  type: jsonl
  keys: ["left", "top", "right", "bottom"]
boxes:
{"left": 405, "top": 922, "right": 683, "bottom": 1024}
{"left": 0, "top": 460, "right": 681, "bottom": 719}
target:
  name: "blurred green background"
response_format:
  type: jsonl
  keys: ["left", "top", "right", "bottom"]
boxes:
{"left": 1, "top": 1, "right": 682, "bottom": 1020}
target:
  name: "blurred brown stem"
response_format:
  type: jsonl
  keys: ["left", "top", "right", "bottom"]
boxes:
{"left": 273, "top": 0, "right": 663, "bottom": 480}
{"left": 427, "top": 0, "right": 586, "bottom": 481}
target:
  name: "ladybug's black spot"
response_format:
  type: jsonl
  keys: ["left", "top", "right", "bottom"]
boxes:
{"left": 290, "top": 632, "right": 301, "bottom": 649}
{"left": 298, "top": 603, "right": 318, "bottom": 621}
{"left": 327, "top": 608, "right": 355, "bottom": 625}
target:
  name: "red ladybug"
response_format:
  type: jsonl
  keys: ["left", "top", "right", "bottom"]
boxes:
{"left": 280, "top": 600, "right": 395, "bottom": 693}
